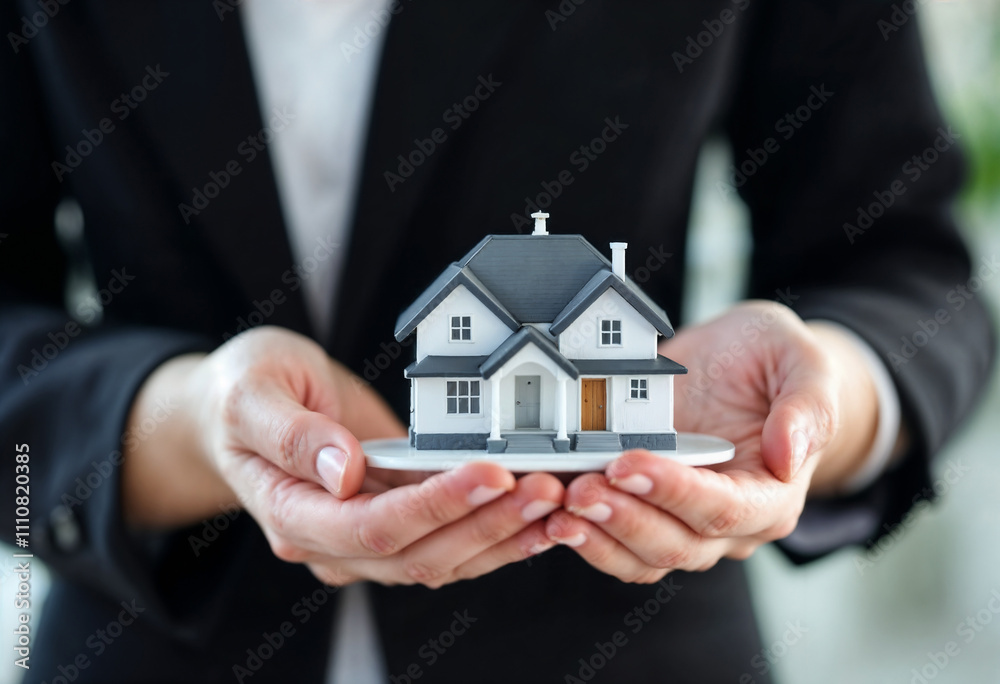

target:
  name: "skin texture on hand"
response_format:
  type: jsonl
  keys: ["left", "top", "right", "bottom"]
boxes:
{"left": 546, "top": 302, "right": 880, "bottom": 584}
{"left": 122, "top": 326, "right": 564, "bottom": 588}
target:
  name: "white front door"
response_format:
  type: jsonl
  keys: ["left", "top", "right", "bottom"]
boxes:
{"left": 514, "top": 375, "right": 540, "bottom": 428}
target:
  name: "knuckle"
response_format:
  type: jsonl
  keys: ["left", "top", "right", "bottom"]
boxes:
{"left": 650, "top": 538, "right": 699, "bottom": 571}
{"left": 354, "top": 522, "right": 398, "bottom": 557}
{"left": 406, "top": 485, "right": 457, "bottom": 526}
{"left": 402, "top": 559, "right": 450, "bottom": 589}
{"left": 700, "top": 505, "right": 746, "bottom": 537}
{"left": 469, "top": 514, "right": 508, "bottom": 547}
{"left": 272, "top": 415, "right": 309, "bottom": 471}
{"left": 268, "top": 536, "right": 308, "bottom": 564}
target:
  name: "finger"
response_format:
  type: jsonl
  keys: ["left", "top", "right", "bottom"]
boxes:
{"left": 450, "top": 521, "right": 556, "bottom": 582}
{"left": 390, "top": 472, "right": 563, "bottom": 587}
{"left": 760, "top": 351, "right": 838, "bottom": 482}
{"left": 564, "top": 473, "right": 733, "bottom": 570}
{"left": 604, "top": 451, "right": 801, "bottom": 539}
{"left": 230, "top": 381, "right": 367, "bottom": 498}
{"left": 228, "top": 455, "right": 517, "bottom": 558}
{"left": 544, "top": 510, "right": 668, "bottom": 584}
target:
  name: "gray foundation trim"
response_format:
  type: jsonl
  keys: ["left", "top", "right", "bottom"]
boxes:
{"left": 487, "top": 438, "right": 507, "bottom": 453}
{"left": 619, "top": 433, "right": 677, "bottom": 450}
{"left": 573, "top": 357, "right": 687, "bottom": 375}
{"left": 415, "top": 433, "right": 490, "bottom": 450}
{"left": 553, "top": 438, "right": 571, "bottom": 453}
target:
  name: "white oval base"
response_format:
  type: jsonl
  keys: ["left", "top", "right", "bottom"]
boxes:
{"left": 363, "top": 433, "right": 735, "bottom": 472}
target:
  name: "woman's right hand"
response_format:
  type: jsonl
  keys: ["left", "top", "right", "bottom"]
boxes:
{"left": 123, "top": 326, "right": 563, "bottom": 588}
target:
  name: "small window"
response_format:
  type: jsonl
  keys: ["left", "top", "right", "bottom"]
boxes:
{"left": 450, "top": 315, "right": 472, "bottom": 342}
{"left": 447, "top": 380, "right": 481, "bottom": 414}
{"left": 629, "top": 378, "right": 648, "bottom": 400}
{"left": 600, "top": 319, "right": 622, "bottom": 346}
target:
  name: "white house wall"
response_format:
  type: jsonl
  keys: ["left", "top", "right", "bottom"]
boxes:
{"left": 608, "top": 375, "right": 674, "bottom": 432}
{"left": 558, "top": 289, "right": 659, "bottom": 360}
{"left": 415, "top": 284, "right": 512, "bottom": 362}
{"left": 413, "top": 377, "right": 493, "bottom": 434}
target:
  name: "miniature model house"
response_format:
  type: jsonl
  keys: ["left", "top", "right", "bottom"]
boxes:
{"left": 394, "top": 213, "right": 686, "bottom": 454}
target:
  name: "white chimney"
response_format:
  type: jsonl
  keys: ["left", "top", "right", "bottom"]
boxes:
{"left": 531, "top": 211, "right": 549, "bottom": 236}
{"left": 610, "top": 242, "right": 627, "bottom": 279}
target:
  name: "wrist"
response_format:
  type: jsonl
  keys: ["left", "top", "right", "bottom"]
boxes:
{"left": 122, "top": 353, "right": 239, "bottom": 528}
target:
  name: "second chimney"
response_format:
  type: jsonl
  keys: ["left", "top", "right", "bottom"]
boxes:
{"left": 610, "top": 242, "right": 627, "bottom": 279}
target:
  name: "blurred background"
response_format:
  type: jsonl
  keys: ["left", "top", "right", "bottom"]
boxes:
{"left": 2, "top": 3, "right": 998, "bottom": 682}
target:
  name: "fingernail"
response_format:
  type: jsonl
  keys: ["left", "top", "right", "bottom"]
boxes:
{"left": 792, "top": 430, "right": 809, "bottom": 476}
{"left": 569, "top": 503, "right": 612, "bottom": 523}
{"left": 527, "top": 540, "right": 556, "bottom": 556}
{"left": 610, "top": 474, "right": 653, "bottom": 495}
{"left": 317, "top": 447, "right": 348, "bottom": 495}
{"left": 467, "top": 485, "right": 507, "bottom": 506}
{"left": 553, "top": 533, "right": 587, "bottom": 548}
{"left": 521, "top": 499, "right": 559, "bottom": 522}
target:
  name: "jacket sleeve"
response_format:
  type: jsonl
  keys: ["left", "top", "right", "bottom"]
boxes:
{"left": 0, "top": 4, "right": 233, "bottom": 638}
{"left": 724, "top": 0, "right": 996, "bottom": 562}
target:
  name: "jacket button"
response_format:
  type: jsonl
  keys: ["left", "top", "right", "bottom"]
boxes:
{"left": 50, "top": 505, "right": 82, "bottom": 553}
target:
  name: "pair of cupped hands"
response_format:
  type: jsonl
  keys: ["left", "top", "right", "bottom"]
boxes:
{"left": 125, "top": 301, "right": 876, "bottom": 587}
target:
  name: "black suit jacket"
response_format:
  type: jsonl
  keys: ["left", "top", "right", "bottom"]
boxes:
{"left": 1, "top": 1, "right": 994, "bottom": 682}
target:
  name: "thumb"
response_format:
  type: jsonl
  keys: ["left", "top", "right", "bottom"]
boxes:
{"left": 760, "top": 383, "right": 837, "bottom": 483}
{"left": 234, "top": 384, "right": 367, "bottom": 499}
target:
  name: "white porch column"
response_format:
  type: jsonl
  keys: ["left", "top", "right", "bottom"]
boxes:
{"left": 490, "top": 373, "right": 502, "bottom": 440}
{"left": 556, "top": 376, "right": 568, "bottom": 440}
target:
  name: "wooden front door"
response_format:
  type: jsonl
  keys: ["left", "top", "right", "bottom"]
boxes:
{"left": 581, "top": 379, "right": 606, "bottom": 431}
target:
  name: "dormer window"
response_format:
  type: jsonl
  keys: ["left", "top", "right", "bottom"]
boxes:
{"left": 450, "top": 315, "right": 472, "bottom": 342}
{"left": 599, "top": 319, "right": 622, "bottom": 346}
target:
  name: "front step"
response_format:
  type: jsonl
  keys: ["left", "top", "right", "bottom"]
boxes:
{"left": 502, "top": 432, "right": 555, "bottom": 453}
{"left": 575, "top": 432, "right": 622, "bottom": 452}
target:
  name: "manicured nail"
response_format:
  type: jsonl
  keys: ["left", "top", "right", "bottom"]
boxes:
{"left": 527, "top": 540, "right": 556, "bottom": 556}
{"left": 792, "top": 430, "right": 809, "bottom": 476}
{"left": 317, "top": 447, "right": 348, "bottom": 495}
{"left": 553, "top": 533, "right": 587, "bottom": 548}
{"left": 610, "top": 474, "right": 654, "bottom": 495}
{"left": 521, "top": 500, "right": 559, "bottom": 522}
{"left": 467, "top": 485, "right": 507, "bottom": 506}
{"left": 570, "top": 503, "right": 612, "bottom": 523}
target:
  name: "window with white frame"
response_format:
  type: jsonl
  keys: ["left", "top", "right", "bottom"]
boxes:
{"left": 450, "top": 315, "right": 472, "bottom": 342}
{"left": 600, "top": 319, "right": 622, "bottom": 346}
{"left": 629, "top": 378, "right": 648, "bottom": 400}
{"left": 446, "top": 380, "right": 481, "bottom": 414}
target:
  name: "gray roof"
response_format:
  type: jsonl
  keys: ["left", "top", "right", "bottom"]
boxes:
{"left": 480, "top": 326, "right": 579, "bottom": 380}
{"left": 394, "top": 264, "right": 519, "bottom": 341}
{"left": 573, "top": 357, "right": 688, "bottom": 375}
{"left": 405, "top": 355, "right": 489, "bottom": 378}
{"left": 549, "top": 270, "right": 675, "bottom": 337}
{"left": 394, "top": 234, "right": 676, "bottom": 339}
